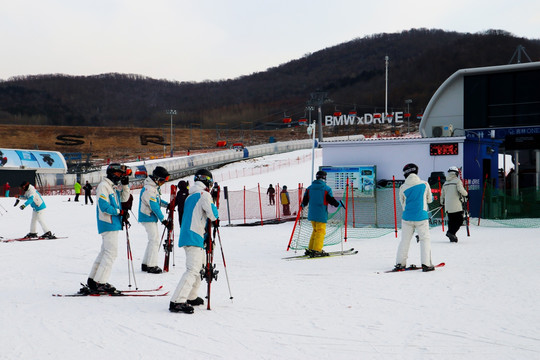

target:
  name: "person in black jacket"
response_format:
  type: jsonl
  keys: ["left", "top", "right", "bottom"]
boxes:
{"left": 176, "top": 180, "right": 190, "bottom": 227}
{"left": 83, "top": 181, "right": 94, "bottom": 205}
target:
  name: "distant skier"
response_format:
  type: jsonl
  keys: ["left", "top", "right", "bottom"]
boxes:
{"left": 18, "top": 181, "right": 55, "bottom": 239}
{"left": 83, "top": 181, "right": 94, "bottom": 205}
{"left": 301, "top": 171, "right": 342, "bottom": 257}
{"left": 211, "top": 182, "right": 220, "bottom": 208}
{"left": 176, "top": 180, "right": 189, "bottom": 228}
{"left": 280, "top": 185, "right": 291, "bottom": 216}
{"left": 83, "top": 163, "right": 130, "bottom": 294}
{"left": 440, "top": 166, "right": 468, "bottom": 243}
{"left": 74, "top": 181, "right": 81, "bottom": 202}
{"left": 394, "top": 163, "right": 435, "bottom": 272}
{"left": 3, "top": 182, "right": 9, "bottom": 197}
{"left": 169, "top": 169, "right": 219, "bottom": 314}
{"left": 267, "top": 184, "right": 275, "bottom": 205}
{"left": 138, "top": 166, "right": 171, "bottom": 274}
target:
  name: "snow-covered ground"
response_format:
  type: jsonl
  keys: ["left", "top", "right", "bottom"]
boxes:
{"left": 0, "top": 149, "right": 538, "bottom": 360}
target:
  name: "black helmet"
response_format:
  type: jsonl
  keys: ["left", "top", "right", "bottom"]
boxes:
{"left": 403, "top": 163, "right": 418, "bottom": 178}
{"left": 20, "top": 181, "right": 30, "bottom": 191}
{"left": 194, "top": 169, "right": 213, "bottom": 188}
{"left": 106, "top": 163, "right": 125, "bottom": 184}
{"left": 316, "top": 170, "right": 327, "bottom": 181}
{"left": 283, "top": 185, "right": 287, "bottom": 190}
{"left": 151, "top": 166, "right": 170, "bottom": 182}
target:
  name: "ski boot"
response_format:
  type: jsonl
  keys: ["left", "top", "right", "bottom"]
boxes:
{"left": 304, "top": 249, "right": 314, "bottom": 256}
{"left": 446, "top": 232, "right": 458, "bottom": 243}
{"left": 392, "top": 264, "right": 406, "bottom": 272}
{"left": 169, "top": 302, "right": 194, "bottom": 314}
{"left": 422, "top": 264, "right": 435, "bottom": 272}
{"left": 309, "top": 250, "right": 329, "bottom": 258}
{"left": 95, "top": 282, "right": 120, "bottom": 295}
{"left": 187, "top": 297, "right": 204, "bottom": 306}
{"left": 146, "top": 266, "right": 163, "bottom": 274}
{"left": 40, "top": 231, "right": 56, "bottom": 239}
{"left": 24, "top": 232, "right": 38, "bottom": 239}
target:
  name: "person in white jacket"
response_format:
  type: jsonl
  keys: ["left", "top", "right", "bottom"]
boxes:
{"left": 138, "top": 166, "right": 171, "bottom": 274}
{"left": 83, "top": 163, "right": 130, "bottom": 295}
{"left": 169, "top": 169, "right": 219, "bottom": 314}
{"left": 18, "top": 182, "right": 54, "bottom": 239}
{"left": 394, "top": 163, "right": 435, "bottom": 272}
{"left": 440, "top": 166, "right": 468, "bottom": 243}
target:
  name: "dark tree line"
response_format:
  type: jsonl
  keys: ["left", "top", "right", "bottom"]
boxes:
{"left": 0, "top": 29, "right": 539, "bottom": 130}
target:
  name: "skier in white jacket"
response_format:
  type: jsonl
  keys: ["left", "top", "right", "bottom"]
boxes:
{"left": 138, "top": 166, "right": 171, "bottom": 274}
{"left": 394, "top": 163, "right": 435, "bottom": 272}
{"left": 169, "top": 169, "right": 219, "bottom": 314}
{"left": 440, "top": 166, "right": 468, "bottom": 243}
{"left": 84, "top": 163, "right": 130, "bottom": 294}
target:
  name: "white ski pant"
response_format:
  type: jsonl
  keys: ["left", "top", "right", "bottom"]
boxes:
{"left": 396, "top": 220, "right": 432, "bottom": 267}
{"left": 141, "top": 222, "right": 160, "bottom": 267}
{"left": 171, "top": 246, "right": 205, "bottom": 304}
{"left": 30, "top": 209, "right": 50, "bottom": 233}
{"left": 89, "top": 231, "right": 119, "bottom": 284}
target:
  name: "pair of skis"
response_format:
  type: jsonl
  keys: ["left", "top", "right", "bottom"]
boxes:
{"left": 1, "top": 235, "right": 65, "bottom": 243}
{"left": 383, "top": 262, "right": 446, "bottom": 273}
{"left": 201, "top": 220, "right": 233, "bottom": 310}
{"left": 283, "top": 248, "right": 358, "bottom": 260}
{"left": 163, "top": 185, "right": 177, "bottom": 272}
{"left": 53, "top": 285, "right": 169, "bottom": 297}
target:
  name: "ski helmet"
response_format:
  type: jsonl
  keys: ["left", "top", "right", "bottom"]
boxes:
{"left": 316, "top": 170, "right": 327, "bottom": 181}
{"left": 194, "top": 169, "right": 213, "bottom": 188}
{"left": 151, "top": 166, "right": 170, "bottom": 183}
{"left": 106, "top": 163, "right": 125, "bottom": 184}
{"left": 283, "top": 185, "right": 287, "bottom": 190}
{"left": 20, "top": 181, "right": 30, "bottom": 191}
{"left": 448, "top": 166, "right": 460, "bottom": 175}
{"left": 403, "top": 163, "right": 418, "bottom": 178}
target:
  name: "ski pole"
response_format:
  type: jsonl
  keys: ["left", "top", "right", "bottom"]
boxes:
{"left": 0, "top": 202, "right": 7, "bottom": 212}
{"left": 125, "top": 227, "right": 138, "bottom": 289}
{"left": 215, "top": 227, "right": 233, "bottom": 302}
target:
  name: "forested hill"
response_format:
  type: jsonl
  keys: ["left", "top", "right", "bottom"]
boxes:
{"left": 1, "top": 28, "right": 539, "bottom": 129}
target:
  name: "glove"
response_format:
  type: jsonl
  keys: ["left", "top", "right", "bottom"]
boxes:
{"left": 19, "top": 204, "right": 26, "bottom": 210}
{"left": 212, "top": 219, "right": 220, "bottom": 228}
{"left": 119, "top": 209, "right": 125, "bottom": 217}
{"left": 162, "top": 219, "right": 172, "bottom": 230}
{"left": 121, "top": 176, "right": 129, "bottom": 185}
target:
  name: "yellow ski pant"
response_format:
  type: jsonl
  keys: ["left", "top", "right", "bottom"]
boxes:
{"left": 308, "top": 221, "right": 326, "bottom": 251}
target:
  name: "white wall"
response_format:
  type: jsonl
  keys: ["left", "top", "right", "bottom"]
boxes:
{"left": 322, "top": 137, "right": 464, "bottom": 180}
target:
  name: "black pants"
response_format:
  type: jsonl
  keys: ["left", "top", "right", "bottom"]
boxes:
{"left": 84, "top": 193, "right": 93, "bottom": 205}
{"left": 74, "top": 193, "right": 80, "bottom": 202}
{"left": 447, "top": 211, "right": 464, "bottom": 235}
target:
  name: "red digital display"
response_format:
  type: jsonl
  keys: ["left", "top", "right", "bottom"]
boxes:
{"left": 430, "top": 143, "right": 458, "bottom": 156}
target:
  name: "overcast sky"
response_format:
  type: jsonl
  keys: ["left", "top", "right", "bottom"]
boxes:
{"left": 1, "top": 0, "right": 539, "bottom": 83}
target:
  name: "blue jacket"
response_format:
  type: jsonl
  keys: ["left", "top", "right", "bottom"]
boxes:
{"left": 96, "top": 178, "right": 130, "bottom": 234}
{"left": 21, "top": 184, "right": 46, "bottom": 212}
{"left": 301, "top": 180, "right": 340, "bottom": 223}
{"left": 178, "top": 182, "right": 219, "bottom": 249}
{"left": 399, "top": 174, "right": 433, "bottom": 221}
{"left": 138, "top": 177, "right": 169, "bottom": 223}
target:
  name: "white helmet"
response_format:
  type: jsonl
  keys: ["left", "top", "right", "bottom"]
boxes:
{"left": 448, "top": 166, "right": 460, "bottom": 175}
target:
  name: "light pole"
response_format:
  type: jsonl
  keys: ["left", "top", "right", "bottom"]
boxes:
{"left": 405, "top": 99, "right": 412, "bottom": 133}
{"left": 385, "top": 56, "right": 389, "bottom": 121}
{"left": 166, "top": 109, "right": 177, "bottom": 157}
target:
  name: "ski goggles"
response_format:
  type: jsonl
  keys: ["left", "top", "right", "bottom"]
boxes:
{"left": 156, "top": 175, "right": 170, "bottom": 182}
{"left": 195, "top": 174, "right": 213, "bottom": 186}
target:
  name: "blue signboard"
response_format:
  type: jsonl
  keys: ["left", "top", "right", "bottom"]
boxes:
{"left": 0, "top": 149, "right": 67, "bottom": 172}
{"left": 320, "top": 165, "right": 376, "bottom": 198}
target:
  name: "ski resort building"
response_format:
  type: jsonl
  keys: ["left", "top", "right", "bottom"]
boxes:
{"left": 321, "top": 62, "right": 540, "bottom": 220}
